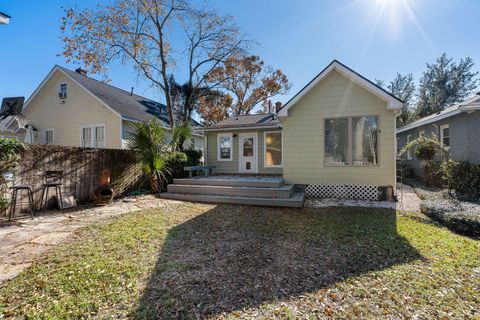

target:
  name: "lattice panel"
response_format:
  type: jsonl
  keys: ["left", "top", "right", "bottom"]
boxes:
{"left": 305, "top": 184, "right": 379, "bottom": 201}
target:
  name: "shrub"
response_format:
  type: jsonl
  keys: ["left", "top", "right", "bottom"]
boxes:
{"left": 164, "top": 152, "right": 189, "bottom": 183}
{"left": 184, "top": 149, "right": 203, "bottom": 166}
{"left": 421, "top": 199, "right": 480, "bottom": 237}
{"left": 0, "top": 138, "right": 25, "bottom": 173}
{"left": 442, "top": 160, "right": 480, "bottom": 198}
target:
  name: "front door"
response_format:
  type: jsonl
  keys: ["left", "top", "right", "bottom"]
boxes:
{"left": 239, "top": 133, "right": 257, "bottom": 173}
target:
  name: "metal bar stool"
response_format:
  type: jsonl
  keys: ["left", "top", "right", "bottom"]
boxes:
{"left": 39, "top": 170, "right": 64, "bottom": 211}
{"left": 2, "top": 172, "right": 35, "bottom": 220}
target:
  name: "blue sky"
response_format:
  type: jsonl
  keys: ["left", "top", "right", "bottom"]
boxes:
{"left": 0, "top": 0, "right": 478, "bottom": 106}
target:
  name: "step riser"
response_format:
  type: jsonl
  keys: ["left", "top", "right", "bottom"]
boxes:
{"left": 161, "top": 193, "right": 304, "bottom": 208}
{"left": 167, "top": 185, "right": 293, "bottom": 198}
{"left": 173, "top": 178, "right": 283, "bottom": 188}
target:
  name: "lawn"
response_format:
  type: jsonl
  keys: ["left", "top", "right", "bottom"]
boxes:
{"left": 0, "top": 203, "right": 479, "bottom": 319}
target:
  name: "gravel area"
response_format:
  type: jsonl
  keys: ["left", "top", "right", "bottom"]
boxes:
{"left": 305, "top": 183, "right": 421, "bottom": 212}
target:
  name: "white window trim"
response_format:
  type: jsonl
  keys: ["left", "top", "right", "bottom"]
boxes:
{"left": 419, "top": 130, "right": 425, "bottom": 138}
{"left": 217, "top": 133, "right": 233, "bottom": 161}
{"left": 45, "top": 128, "right": 54, "bottom": 145}
{"left": 264, "top": 130, "right": 283, "bottom": 168}
{"left": 440, "top": 124, "right": 450, "bottom": 148}
{"left": 80, "top": 124, "right": 106, "bottom": 148}
{"left": 406, "top": 134, "right": 412, "bottom": 160}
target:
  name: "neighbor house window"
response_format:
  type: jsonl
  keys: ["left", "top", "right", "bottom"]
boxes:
{"left": 324, "top": 115, "right": 378, "bottom": 166}
{"left": 419, "top": 130, "right": 425, "bottom": 138}
{"left": 406, "top": 134, "right": 412, "bottom": 160}
{"left": 440, "top": 124, "right": 450, "bottom": 148}
{"left": 264, "top": 131, "right": 282, "bottom": 167}
{"left": 59, "top": 83, "right": 67, "bottom": 99}
{"left": 45, "top": 129, "right": 54, "bottom": 145}
{"left": 81, "top": 125, "right": 105, "bottom": 148}
{"left": 217, "top": 133, "right": 232, "bottom": 161}
{"left": 396, "top": 137, "right": 400, "bottom": 154}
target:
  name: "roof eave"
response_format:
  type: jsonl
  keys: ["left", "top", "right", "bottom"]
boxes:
{"left": 202, "top": 125, "right": 282, "bottom": 132}
{"left": 278, "top": 60, "right": 403, "bottom": 117}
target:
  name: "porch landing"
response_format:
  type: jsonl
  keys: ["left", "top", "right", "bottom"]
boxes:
{"left": 161, "top": 175, "right": 304, "bottom": 208}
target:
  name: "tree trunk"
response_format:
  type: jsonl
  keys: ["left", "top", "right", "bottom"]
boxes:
{"left": 150, "top": 172, "right": 159, "bottom": 194}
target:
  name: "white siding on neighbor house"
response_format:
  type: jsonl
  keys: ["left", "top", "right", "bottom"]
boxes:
{"left": 281, "top": 70, "right": 397, "bottom": 187}
{"left": 205, "top": 129, "right": 283, "bottom": 175}
{"left": 23, "top": 70, "right": 123, "bottom": 148}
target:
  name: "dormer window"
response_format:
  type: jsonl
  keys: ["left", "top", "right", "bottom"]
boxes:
{"left": 59, "top": 83, "right": 67, "bottom": 99}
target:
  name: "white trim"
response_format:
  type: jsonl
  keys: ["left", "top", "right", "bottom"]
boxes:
{"left": 217, "top": 133, "right": 233, "bottom": 161}
{"left": 80, "top": 124, "right": 106, "bottom": 148}
{"left": 23, "top": 66, "right": 123, "bottom": 120}
{"left": 406, "top": 134, "right": 412, "bottom": 160}
{"left": 278, "top": 60, "right": 403, "bottom": 117}
{"left": 238, "top": 132, "right": 258, "bottom": 173}
{"left": 397, "top": 96, "right": 480, "bottom": 133}
{"left": 202, "top": 125, "right": 281, "bottom": 132}
{"left": 263, "top": 131, "right": 283, "bottom": 168}
{"left": 439, "top": 124, "right": 450, "bottom": 148}
{"left": 44, "top": 128, "right": 54, "bottom": 145}
{"left": 397, "top": 109, "right": 461, "bottom": 133}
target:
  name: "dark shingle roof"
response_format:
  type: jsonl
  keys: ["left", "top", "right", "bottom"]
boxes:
{"left": 57, "top": 66, "right": 201, "bottom": 128}
{"left": 206, "top": 113, "right": 281, "bottom": 129}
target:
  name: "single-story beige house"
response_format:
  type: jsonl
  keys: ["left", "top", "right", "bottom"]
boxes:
{"left": 17, "top": 65, "right": 204, "bottom": 150}
{"left": 201, "top": 60, "right": 403, "bottom": 199}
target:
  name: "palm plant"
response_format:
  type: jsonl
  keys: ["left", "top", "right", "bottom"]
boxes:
{"left": 170, "top": 122, "right": 193, "bottom": 152}
{"left": 127, "top": 119, "right": 169, "bottom": 193}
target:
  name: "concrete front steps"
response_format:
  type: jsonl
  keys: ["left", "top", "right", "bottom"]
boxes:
{"left": 161, "top": 176, "right": 304, "bottom": 208}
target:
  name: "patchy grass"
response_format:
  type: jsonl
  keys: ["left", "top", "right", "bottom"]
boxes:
{"left": 0, "top": 203, "right": 479, "bottom": 319}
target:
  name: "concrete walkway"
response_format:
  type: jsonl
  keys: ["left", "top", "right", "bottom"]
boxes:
{"left": 0, "top": 196, "right": 180, "bottom": 284}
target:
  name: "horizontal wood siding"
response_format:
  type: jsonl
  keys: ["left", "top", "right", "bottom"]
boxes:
{"left": 206, "top": 129, "right": 283, "bottom": 175}
{"left": 282, "top": 70, "right": 396, "bottom": 186}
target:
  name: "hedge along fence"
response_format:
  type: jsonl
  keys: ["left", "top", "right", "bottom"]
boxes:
{"left": 12, "top": 145, "right": 144, "bottom": 208}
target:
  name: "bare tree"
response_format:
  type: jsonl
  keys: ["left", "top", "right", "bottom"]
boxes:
{"left": 60, "top": 0, "right": 247, "bottom": 128}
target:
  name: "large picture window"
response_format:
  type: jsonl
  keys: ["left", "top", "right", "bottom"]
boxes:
{"left": 325, "top": 115, "right": 379, "bottom": 166}
{"left": 217, "top": 133, "right": 232, "bottom": 161}
{"left": 264, "top": 131, "right": 282, "bottom": 167}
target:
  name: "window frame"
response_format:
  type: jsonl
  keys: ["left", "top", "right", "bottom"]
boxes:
{"left": 406, "top": 134, "right": 412, "bottom": 160}
{"left": 419, "top": 130, "right": 425, "bottom": 138}
{"left": 324, "top": 115, "right": 380, "bottom": 167}
{"left": 80, "top": 124, "right": 106, "bottom": 148}
{"left": 263, "top": 130, "right": 283, "bottom": 168}
{"left": 45, "top": 128, "right": 54, "bottom": 145}
{"left": 440, "top": 124, "right": 450, "bottom": 148}
{"left": 217, "top": 133, "right": 233, "bottom": 161}
{"left": 59, "top": 83, "right": 67, "bottom": 99}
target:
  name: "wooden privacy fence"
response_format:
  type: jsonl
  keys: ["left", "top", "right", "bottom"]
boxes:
{"left": 15, "top": 145, "right": 144, "bottom": 206}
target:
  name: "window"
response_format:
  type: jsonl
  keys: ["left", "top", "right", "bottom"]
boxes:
{"left": 217, "top": 133, "right": 232, "bottom": 161}
{"left": 324, "top": 115, "right": 378, "bottom": 166}
{"left": 264, "top": 131, "right": 282, "bottom": 167}
{"left": 59, "top": 83, "right": 67, "bottom": 99}
{"left": 81, "top": 125, "right": 105, "bottom": 148}
{"left": 45, "top": 129, "right": 54, "bottom": 145}
{"left": 440, "top": 124, "right": 450, "bottom": 147}
{"left": 419, "top": 130, "right": 425, "bottom": 138}
{"left": 396, "top": 137, "right": 400, "bottom": 154}
{"left": 406, "top": 134, "right": 412, "bottom": 160}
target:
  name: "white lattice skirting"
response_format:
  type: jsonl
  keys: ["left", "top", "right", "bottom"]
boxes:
{"left": 305, "top": 184, "right": 379, "bottom": 201}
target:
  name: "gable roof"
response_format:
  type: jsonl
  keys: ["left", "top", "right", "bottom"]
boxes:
{"left": 203, "top": 113, "right": 281, "bottom": 131}
{"left": 396, "top": 95, "right": 480, "bottom": 133}
{"left": 277, "top": 60, "right": 403, "bottom": 117}
{"left": 23, "top": 65, "right": 201, "bottom": 128}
